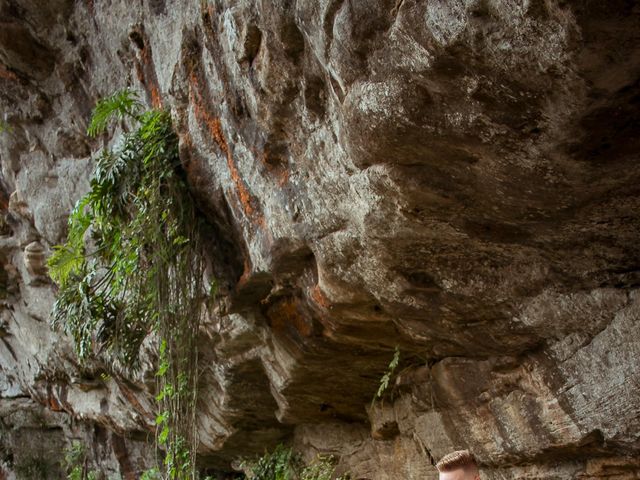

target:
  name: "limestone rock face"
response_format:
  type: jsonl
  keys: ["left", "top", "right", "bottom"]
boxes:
{"left": 1, "top": 0, "right": 639, "bottom": 478}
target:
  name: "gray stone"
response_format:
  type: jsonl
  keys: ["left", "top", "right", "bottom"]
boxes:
{"left": 0, "top": 0, "right": 639, "bottom": 478}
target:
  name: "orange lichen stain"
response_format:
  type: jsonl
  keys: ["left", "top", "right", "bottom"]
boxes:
{"left": 268, "top": 298, "right": 314, "bottom": 337}
{"left": 140, "top": 42, "right": 152, "bottom": 64}
{"left": 199, "top": 0, "right": 215, "bottom": 23}
{"left": 236, "top": 257, "right": 253, "bottom": 287}
{"left": 133, "top": 39, "right": 162, "bottom": 108}
{"left": 0, "top": 188, "right": 10, "bottom": 211}
{"left": 150, "top": 85, "right": 162, "bottom": 108}
{"left": 143, "top": 53, "right": 162, "bottom": 107}
{"left": 278, "top": 168, "right": 290, "bottom": 186}
{"left": 180, "top": 130, "right": 193, "bottom": 147}
{"left": 0, "top": 65, "right": 17, "bottom": 81}
{"left": 310, "top": 284, "right": 332, "bottom": 309}
{"left": 48, "top": 393, "right": 63, "bottom": 412}
{"left": 189, "top": 72, "right": 264, "bottom": 226}
{"left": 134, "top": 61, "right": 145, "bottom": 83}
{"left": 178, "top": 131, "right": 206, "bottom": 188}
{"left": 45, "top": 383, "right": 69, "bottom": 412}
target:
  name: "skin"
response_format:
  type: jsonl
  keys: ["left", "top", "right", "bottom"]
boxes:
{"left": 439, "top": 468, "right": 481, "bottom": 480}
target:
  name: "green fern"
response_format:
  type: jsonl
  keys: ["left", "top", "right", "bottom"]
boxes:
{"left": 242, "top": 447, "right": 351, "bottom": 480}
{"left": 63, "top": 441, "right": 100, "bottom": 480}
{"left": 49, "top": 107, "right": 185, "bottom": 366}
{"left": 50, "top": 91, "right": 207, "bottom": 479}
{"left": 140, "top": 468, "right": 162, "bottom": 480}
{"left": 48, "top": 197, "right": 92, "bottom": 287}
{"left": 87, "top": 89, "right": 142, "bottom": 137}
{"left": 301, "top": 455, "right": 350, "bottom": 480}
{"left": 246, "top": 445, "right": 296, "bottom": 480}
{"left": 375, "top": 346, "right": 400, "bottom": 400}
{"left": 47, "top": 244, "right": 84, "bottom": 286}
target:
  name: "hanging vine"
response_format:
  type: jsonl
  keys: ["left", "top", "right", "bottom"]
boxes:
{"left": 48, "top": 89, "right": 208, "bottom": 479}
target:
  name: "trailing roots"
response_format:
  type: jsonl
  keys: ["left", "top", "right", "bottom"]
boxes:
{"left": 48, "top": 89, "right": 208, "bottom": 479}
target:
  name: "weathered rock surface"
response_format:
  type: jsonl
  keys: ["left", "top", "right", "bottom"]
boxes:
{"left": 1, "top": 0, "right": 639, "bottom": 478}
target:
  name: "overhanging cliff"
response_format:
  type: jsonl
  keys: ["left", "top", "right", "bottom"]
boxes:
{"left": 1, "top": 0, "right": 639, "bottom": 478}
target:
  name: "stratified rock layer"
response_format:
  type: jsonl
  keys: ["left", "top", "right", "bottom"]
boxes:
{"left": 1, "top": 0, "right": 639, "bottom": 478}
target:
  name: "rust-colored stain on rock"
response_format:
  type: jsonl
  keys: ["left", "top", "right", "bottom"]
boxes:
{"left": 0, "top": 65, "right": 18, "bottom": 81}
{"left": 267, "top": 297, "right": 315, "bottom": 338}
{"left": 310, "top": 284, "right": 332, "bottom": 309}
{"left": 189, "top": 72, "right": 264, "bottom": 226}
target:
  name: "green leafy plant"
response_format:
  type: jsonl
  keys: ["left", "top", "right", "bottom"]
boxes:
{"left": 373, "top": 346, "right": 400, "bottom": 403}
{"left": 300, "top": 455, "right": 349, "bottom": 480}
{"left": 241, "top": 447, "right": 350, "bottom": 480}
{"left": 140, "top": 468, "right": 163, "bottom": 480}
{"left": 245, "top": 445, "right": 296, "bottom": 480}
{"left": 48, "top": 90, "right": 208, "bottom": 479}
{"left": 63, "top": 441, "right": 99, "bottom": 480}
{"left": 86, "top": 89, "right": 142, "bottom": 136}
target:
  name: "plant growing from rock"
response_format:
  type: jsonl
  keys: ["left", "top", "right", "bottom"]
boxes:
{"left": 299, "top": 455, "right": 349, "bottom": 480}
{"left": 48, "top": 89, "right": 209, "bottom": 479}
{"left": 372, "top": 346, "right": 400, "bottom": 404}
{"left": 63, "top": 441, "right": 99, "bottom": 480}
{"left": 243, "top": 444, "right": 296, "bottom": 480}
{"left": 241, "top": 446, "right": 349, "bottom": 480}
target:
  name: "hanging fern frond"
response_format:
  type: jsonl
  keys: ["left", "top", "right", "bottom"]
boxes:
{"left": 50, "top": 91, "right": 208, "bottom": 479}
{"left": 375, "top": 346, "right": 401, "bottom": 400}
{"left": 48, "top": 197, "right": 92, "bottom": 287}
{"left": 47, "top": 244, "right": 85, "bottom": 287}
{"left": 87, "top": 89, "right": 143, "bottom": 137}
